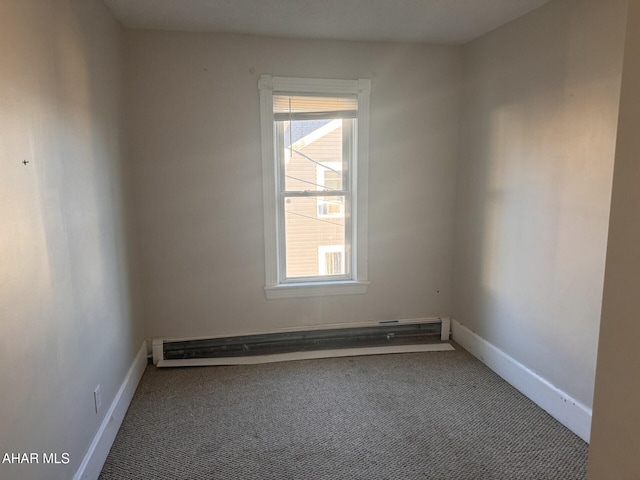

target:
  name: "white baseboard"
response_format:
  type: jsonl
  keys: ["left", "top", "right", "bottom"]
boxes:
{"left": 73, "top": 341, "right": 147, "bottom": 480}
{"left": 451, "top": 319, "right": 592, "bottom": 442}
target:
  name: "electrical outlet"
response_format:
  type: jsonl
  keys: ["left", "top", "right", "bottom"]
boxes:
{"left": 93, "top": 385, "right": 102, "bottom": 414}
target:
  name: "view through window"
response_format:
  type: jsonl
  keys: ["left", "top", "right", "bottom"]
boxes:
{"left": 274, "top": 98, "right": 355, "bottom": 279}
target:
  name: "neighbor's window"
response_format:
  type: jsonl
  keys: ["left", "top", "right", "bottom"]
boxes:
{"left": 316, "top": 162, "right": 344, "bottom": 218}
{"left": 318, "top": 245, "right": 345, "bottom": 276}
{"left": 258, "top": 76, "right": 371, "bottom": 299}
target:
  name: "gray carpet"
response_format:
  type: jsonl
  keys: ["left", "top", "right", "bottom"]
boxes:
{"left": 99, "top": 343, "right": 587, "bottom": 479}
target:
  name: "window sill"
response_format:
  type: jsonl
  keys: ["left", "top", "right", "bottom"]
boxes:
{"left": 265, "top": 281, "right": 369, "bottom": 299}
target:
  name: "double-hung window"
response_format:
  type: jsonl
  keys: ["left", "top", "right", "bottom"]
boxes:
{"left": 259, "top": 76, "right": 370, "bottom": 299}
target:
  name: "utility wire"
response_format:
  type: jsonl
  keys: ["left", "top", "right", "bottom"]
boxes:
{"left": 290, "top": 148, "right": 342, "bottom": 175}
{"left": 285, "top": 174, "right": 339, "bottom": 191}
{"left": 285, "top": 209, "right": 344, "bottom": 227}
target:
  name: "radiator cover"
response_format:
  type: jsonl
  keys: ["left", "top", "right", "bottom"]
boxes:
{"left": 159, "top": 320, "right": 446, "bottom": 361}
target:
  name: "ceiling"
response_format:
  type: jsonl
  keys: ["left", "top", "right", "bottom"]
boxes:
{"left": 103, "top": 0, "right": 551, "bottom": 45}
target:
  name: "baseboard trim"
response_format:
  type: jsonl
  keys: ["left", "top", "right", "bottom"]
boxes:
{"left": 451, "top": 319, "right": 592, "bottom": 442}
{"left": 73, "top": 341, "right": 147, "bottom": 480}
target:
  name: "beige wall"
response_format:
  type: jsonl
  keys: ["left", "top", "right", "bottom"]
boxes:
{"left": 588, "top": 1, "right": 640, "bottom": 477}
{"left": 0, "top": 1, "right": 141, "bottom": 479}
{"left": 125, "top": 32, "right": 461, "bottom": 339}
{"left": 453, "top": 0, "right": 627, "bottom": 409}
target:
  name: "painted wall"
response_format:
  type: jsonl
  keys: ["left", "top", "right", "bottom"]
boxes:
{"left": 0, "top": 1, "right": 142, "bottom": 479}
{"left": 588, "top": 1, "right": 640, "bottom": 476}
{"left": 452, "top": 0, "right": 627, "bottom": 409}
{"left": 125, "top": 32, "right": 461, "bottom": 338}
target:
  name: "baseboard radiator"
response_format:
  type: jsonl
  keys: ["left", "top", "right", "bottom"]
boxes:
{"left": 152, "top": 317, "right": 452, "bottom": 367}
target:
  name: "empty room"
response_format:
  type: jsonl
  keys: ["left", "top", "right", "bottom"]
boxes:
{"left": 1, "top": 0, "right": 639, "bottom": 479}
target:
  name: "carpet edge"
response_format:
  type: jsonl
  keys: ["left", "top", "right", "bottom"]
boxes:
{"left": 451, "top": 319, "right": 592, "bottom": 442}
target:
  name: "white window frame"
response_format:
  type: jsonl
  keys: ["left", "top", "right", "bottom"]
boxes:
{"left": 259, "top": 75, "right": 370, "bottom": 299}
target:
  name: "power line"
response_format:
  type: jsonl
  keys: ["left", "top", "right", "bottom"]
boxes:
{"left": 285, "top": 209, "right": 344, "bottom": 227}
{"left": 285, "top": 174, "right": 337, "bottom": 191}
{"left": 291, "top": 148, "right": 342, "bottom": 175}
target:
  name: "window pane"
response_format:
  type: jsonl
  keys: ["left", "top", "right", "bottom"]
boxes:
{"left": 280, "top": 119, "right": 350, "bottom": 192}
{"left": 284, "top": 196, "right": 347, "bottom": 279}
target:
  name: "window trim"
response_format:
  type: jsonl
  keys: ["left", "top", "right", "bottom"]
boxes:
{"left": 259, "top": 75, "right": 370, "bottom": 299}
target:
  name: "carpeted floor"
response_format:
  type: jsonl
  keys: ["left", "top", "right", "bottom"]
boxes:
{"left": 99, "top": 343, "right": 587, "bottom": 479}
